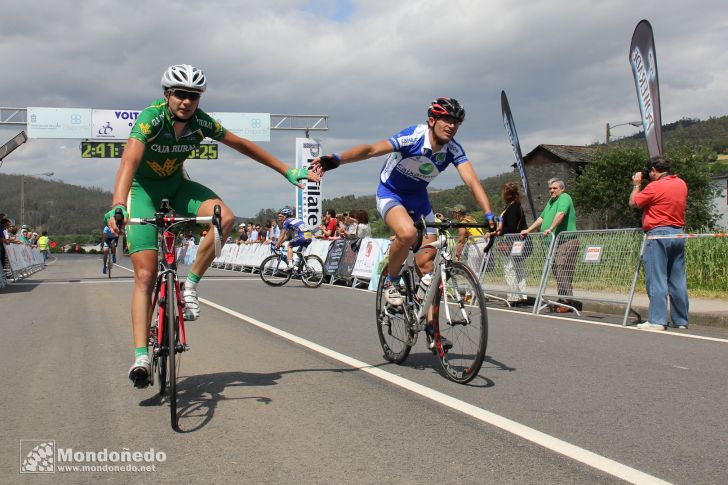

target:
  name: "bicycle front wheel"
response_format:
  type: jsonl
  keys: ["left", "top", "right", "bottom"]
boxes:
{"left": 375, "top": 269, "right": 415, "bottom": 364}
{"left": 166, "top": 273, "right": 179, "bottom": 430}
{"left": 433, "top": 262, "right": 488, "bottom": 384}
{"left": 301, "top": 255, "right": 324, "bottom": 288}
{"left": 259, "top": 255, "right": 292, "bottom": 286}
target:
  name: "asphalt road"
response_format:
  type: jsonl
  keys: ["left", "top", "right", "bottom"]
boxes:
{"left": 1, "top": 254, "right": 726, "bottom": 484}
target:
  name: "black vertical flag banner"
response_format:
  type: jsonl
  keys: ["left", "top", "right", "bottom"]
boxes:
{"left": 629, "top": 19, "right": 663, "bottom": 159}
{"left": 501, "top": 91, "right": 537, "bottom": 219}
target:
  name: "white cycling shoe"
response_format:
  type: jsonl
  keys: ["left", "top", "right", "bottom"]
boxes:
{"left": 128, "top": 355, "right": 151, "bottom": 388}
{"left": 183, "top": 287, "right": 200, "bottom": 321}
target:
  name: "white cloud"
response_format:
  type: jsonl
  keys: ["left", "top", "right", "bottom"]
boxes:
{"left": 2, "top": 0, "right": 728, "bottom": 216}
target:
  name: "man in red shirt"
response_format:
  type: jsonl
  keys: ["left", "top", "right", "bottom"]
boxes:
{"left": 318, "top": 209, "right": 339, "bottom": 239}
{"left": 629, "top": 156, "right": 689, "bottom": 331}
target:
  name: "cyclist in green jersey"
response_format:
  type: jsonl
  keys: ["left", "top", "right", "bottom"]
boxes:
{"left": 105, "top": 64, "right": 319, "bottom": 387}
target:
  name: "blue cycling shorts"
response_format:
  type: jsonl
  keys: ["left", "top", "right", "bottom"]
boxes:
{"left": 289, "top": 236, "right": 312, "bottom": 248}
{"left": 376, "top": 184, "right": 436, "bottom": 234}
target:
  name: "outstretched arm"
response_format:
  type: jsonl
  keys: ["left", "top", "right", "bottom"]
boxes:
{"left": 220, "top": 131, "right": 320, "bottom": 187}
{"left": 310, "top": 140, "right": 393, "bottom": 175}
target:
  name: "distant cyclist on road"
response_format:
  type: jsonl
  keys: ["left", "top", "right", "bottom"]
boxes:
{"left": 100, "top": 225, "right": 119, "bottom": 274}
{"left": 311, "top": 98, "right": 496, "bottom": 310}
{"left": 274, "top": 207, "right": 313, "bottom": 270}
{"left": 105, "top": 64, "right": 319, "bottom": 388}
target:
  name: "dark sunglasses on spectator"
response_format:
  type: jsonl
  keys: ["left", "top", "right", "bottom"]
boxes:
{"left": 170, "top": 90, "right": 201, "bottom": 101}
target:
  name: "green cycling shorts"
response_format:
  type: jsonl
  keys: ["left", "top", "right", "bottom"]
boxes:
{"left": 125, "top": 174, "right": 218, "bottom": 254}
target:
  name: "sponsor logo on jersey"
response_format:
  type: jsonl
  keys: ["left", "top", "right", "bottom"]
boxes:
{"left": 138, "top": 123, "right": 152, "bottom": 135}
{"left": 419, "top": 163, "right": 435, "bottom": 175}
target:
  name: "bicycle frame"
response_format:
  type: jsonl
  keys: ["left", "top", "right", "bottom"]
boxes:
{"left": 402, "top": 225, "right": 484, "bottom": 335}
{"left": 150, "top": 224, "right": 187, "bottom": 351}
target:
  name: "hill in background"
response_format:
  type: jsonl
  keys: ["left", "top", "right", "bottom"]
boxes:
{"left": 0, "top": 173, "right": 110, "bottom": 234}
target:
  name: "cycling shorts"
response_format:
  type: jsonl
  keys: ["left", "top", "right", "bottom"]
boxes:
{"left": 125, "top": 174, "right": 218, "bottom": 254}
{"left": 289, "top": 236, "right": 312, "bottom": 248}
{"left": 103, "top": 237, "right": 118, "bottom": 249}
{"left": 376, "top": 184, "right": 436, "bottom": 235}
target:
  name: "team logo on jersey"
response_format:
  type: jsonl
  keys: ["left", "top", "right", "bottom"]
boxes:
{"left": 436, "top": 153, "right": 446, "bottom": 162}
{"left": 419, "top": 163, "right": 435, "bottom": 175}
{"left": 138, "top": 123, "right": 152, "bottom": 135}
{"left": 147, "top": 158, "right": 180, "bottom": 177}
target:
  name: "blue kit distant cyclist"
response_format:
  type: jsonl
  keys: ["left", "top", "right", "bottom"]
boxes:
{"left": 274, "top": 207, "right": 313, "bottom": 270}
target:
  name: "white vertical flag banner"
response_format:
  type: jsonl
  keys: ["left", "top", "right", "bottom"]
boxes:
{"left": 295, "top": 138, "right": 323, "bottom": 229}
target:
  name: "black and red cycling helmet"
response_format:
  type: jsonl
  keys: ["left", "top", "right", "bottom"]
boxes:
{"left": 427, "top": 97, "right": 465, "bottom": 122}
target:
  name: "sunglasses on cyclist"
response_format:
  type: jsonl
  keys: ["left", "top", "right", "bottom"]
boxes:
{"left": 170, "top": 90, "right": 201, "bottom": 101}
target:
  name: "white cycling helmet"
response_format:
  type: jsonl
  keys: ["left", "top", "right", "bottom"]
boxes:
{"left": 161, "top": 64, "right": 207, "bottom": 92}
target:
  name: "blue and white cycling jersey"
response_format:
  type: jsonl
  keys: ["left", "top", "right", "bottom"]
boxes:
{"left": 282, "top": 217, "right": 312, "bottom": 247}
{"left": 283, "top": 217, "right": 312, "bottom": 238}
{"left": 380, "top": 124, "right": 469, "bottom": 194}
{"left": 103, "top": 226, "right": 118, "bottom": 240}
{"left": 102, "top": 226, "right": 118, "bottom": 249}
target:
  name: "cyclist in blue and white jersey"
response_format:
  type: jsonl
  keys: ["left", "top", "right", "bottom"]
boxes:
{"left": 100, "top": 225, "right": 119, "bottom": 274}
{"left": 274, "top": 207, "right": 313, "bottom": 270}
{"left": 312, "top": 98, "right": 496, "bottom": 308}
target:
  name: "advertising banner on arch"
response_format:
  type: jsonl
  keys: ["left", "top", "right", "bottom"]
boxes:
{"left": 295, "top": 138, "right": 323, "bottom": 229}
{"left": 27, "top": 107, "right": 93, "bottom": 139}
{"left": 91, "top": 109, "right": 141, "bottom": 140}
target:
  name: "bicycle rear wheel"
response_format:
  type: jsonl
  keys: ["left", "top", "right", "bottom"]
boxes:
{"left": 301, "top": 255, "right": 324, "bottom": 288}
{"left": 376, "top": 269, "right": 415, "bottom": 364}
{"left": 433, "top": 262, "right": 488, "bottom": 384}
{"left": 259, "top": 254, "right": 292, "bottom": 286}
{"left": 166, "top": 273, "right": 179, "bottom": 430}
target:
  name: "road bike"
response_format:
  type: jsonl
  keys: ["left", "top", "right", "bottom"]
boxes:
{"left": 121, "top": 199, "right": 222, "bottom": 430}
{"left": 102, "top": 238, "right": 118, "bottom": 278}
{"left": 259, "top": 243, "right": 324, "bottom": 288}
{"left": 376, "top": 220, "right": 492, "bottom": 384}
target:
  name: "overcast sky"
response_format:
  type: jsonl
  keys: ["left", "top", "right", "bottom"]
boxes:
{"left": 1, "top": 0, "right": 727, "bottom": 217}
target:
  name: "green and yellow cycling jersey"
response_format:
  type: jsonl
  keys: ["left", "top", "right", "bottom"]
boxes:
{"left": 128, "top": 98, "right": 226, "bottom": 179}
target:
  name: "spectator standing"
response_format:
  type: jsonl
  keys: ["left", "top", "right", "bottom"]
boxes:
{"left": 629, "top": 156, "right": 689, "bottom": 331}
{"left": 37, "top": 231, "right": 50, "bottom": 264}
{"left": 496, "top": 182, "right": 528, "bottom": 305}
{"left": 18, "top": 228, "right": 30, "bottom": 244}
{"left": 521, "top": 177, "right": 579, "bottom": 312}
{"left": 270, "top": 219, "right": 281, "bottom": 240}
{"left": 352, "top": 209, "right": 372, "bottom": 239}
{"left": 449, "top": 204, "right": 485, "bottom": 261}
{"left": 317, "top": 209, "right": 338, "bottom": 239}
{"left": 236, "top": 223, "right": 248, "bottom": 244}
{"left": 247, "top": 223, "right": 259, "bottom": 243}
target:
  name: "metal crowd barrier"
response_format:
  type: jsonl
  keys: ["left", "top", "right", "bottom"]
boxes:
{"left": 2, "top": 244, "right": 45, "bottom": 282}
{"left": 534, "top": 228, "right": 645, "bottom": 325}
{"left": 477, "top": 232, "right": 553, "bottom": 307}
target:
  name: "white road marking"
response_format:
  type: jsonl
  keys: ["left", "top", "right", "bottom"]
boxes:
{"left": 201, "top": 297, "right": 670, "bottom": 485}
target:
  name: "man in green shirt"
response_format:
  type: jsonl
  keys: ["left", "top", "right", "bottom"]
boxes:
{"left": 521, "top": 177, "right": 580, "bottom": 312}
{"left": 106, "top": 64, "right": 320, "bottom": 388}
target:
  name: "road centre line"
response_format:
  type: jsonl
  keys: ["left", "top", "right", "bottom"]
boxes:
{"left": 200, "top": 296, "right": 670, "bottom": 485}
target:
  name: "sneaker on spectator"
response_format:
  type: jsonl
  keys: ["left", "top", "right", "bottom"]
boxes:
{"left": 636, "top": 322, "right": 666, "bottom": 331}
{"left": 183, "top": 287, "right": 200, "bottom": 321}
{"left": 128, "top": 355, "right": 151, "bottom": 388}
{"left": 383, "top": 279, "right": 404, "bottom": 307}
{"left": 674, "top": 325, "right": 688, "bottom": 329}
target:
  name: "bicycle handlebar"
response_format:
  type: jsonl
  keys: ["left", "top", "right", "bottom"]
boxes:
{"left": 416, "top": 220, "right": 491, "bottom": 230}
{"left": 127, "top": 215, "right": 213, "bottom": 226}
